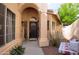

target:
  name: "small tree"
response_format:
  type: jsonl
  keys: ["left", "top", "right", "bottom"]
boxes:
{"left": 58, "top": 3, "right": 79, "bottom": 26}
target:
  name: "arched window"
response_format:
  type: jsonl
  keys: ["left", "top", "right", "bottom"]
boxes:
{"left": 30, "top": 17, "right": 38, "bottom": 22}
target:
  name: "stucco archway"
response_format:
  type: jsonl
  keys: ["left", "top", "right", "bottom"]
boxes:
{"left": 19, "top": 3, "right": 49, "bottom": 47}
{"left": 22, "top": 7, "right": 39, "bottom": 40}
{"left": 19, "top": 3, "right": 40, "bottom": 14}
{"left": 20, "top": 4, "right": 40, "bottom": 42}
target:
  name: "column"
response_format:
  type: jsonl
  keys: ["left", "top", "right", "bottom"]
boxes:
{"left": 39, "top": 12, "right": 49, "bottom": 47}
{"left": 15, "top": 12, "right": 22, "bottom": 42}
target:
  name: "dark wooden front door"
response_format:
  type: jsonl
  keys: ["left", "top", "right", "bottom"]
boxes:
{"left": 29, "top": 22, "right": 38, "bottom": 38}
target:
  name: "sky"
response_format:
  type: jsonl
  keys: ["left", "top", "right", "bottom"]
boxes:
{"left": 48, "top": 3, "right": 62, "bottom": 12}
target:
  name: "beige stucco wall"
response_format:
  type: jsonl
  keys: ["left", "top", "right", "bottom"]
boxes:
{"left": 48, "top": 14, "right": 60, "bottom": 35}
{"left": 48, "top": 14, "right": 57, "bottom": 35}
{"left": 0, "top": 4, "right": 22, "bottom": 55}
{"left": 0, "top": 3, "right": 49, "bottom": 54}
{"left": 0, "top": 3, "right": 63, "bottom": 54}
{"left": 48, "top": 13, "right": 62, "bottom": 43}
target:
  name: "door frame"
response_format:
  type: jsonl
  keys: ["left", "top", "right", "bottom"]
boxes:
{"left": 22, "top": 21, "right": 27, "bottom": 39}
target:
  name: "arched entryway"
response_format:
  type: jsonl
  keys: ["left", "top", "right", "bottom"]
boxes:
{"left": 20, "top": 3, "right": 49, "bottom": 47}
{"left": 21, "top": 7, "right": 39, "bottom": 41}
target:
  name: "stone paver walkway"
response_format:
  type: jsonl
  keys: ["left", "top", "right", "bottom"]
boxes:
{"left": 42, "top": 46, "right": 60, "bottom": 55}
{"left": 22, "top": 40, "right": 44, "bottom": 55}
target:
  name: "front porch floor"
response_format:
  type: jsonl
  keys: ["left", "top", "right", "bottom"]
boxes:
{"left": 22, "top": 40, "right": 60, "bottom": 55}
{"left": 22, "top": 40, "right": 44, "bottom": 55}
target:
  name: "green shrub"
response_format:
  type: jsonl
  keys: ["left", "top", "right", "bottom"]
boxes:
{"left": 10, "top": 46, "right": 25, "bottom": 55}
{"left": 50, "top": 38, "right": 60, "bottom": 48}
{"left": 49, "top": 32, "right": 61, "bottom": 47}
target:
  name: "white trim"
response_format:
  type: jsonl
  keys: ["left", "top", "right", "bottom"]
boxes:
{"left": 4, "top": 7, "right": 7, "bottom": 44}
